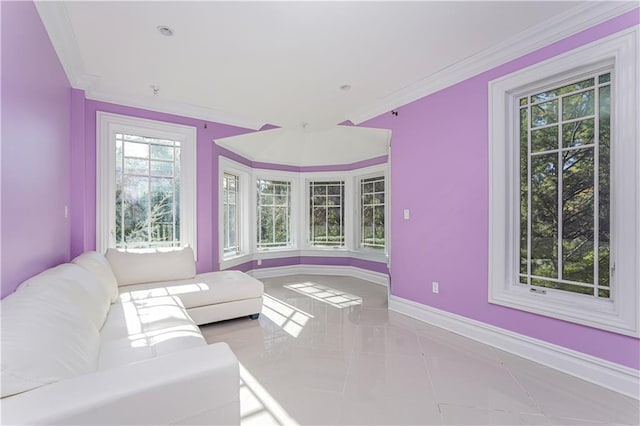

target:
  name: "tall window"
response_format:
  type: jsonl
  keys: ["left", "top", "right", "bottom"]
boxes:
{"left": 257, "top": 179, "right": 291, "bottom": 248}
{"left": 115, "top": 134, "right": 181, "bottom": 249}
{"left": 223, "top": 173, "right": 240, "bottom": 255}
{"left": 519, "top": 72, "right": 611, "bottom": 298}
{"left": 97, "top": 112, "right": 196, "bottom": 255}
{"left": 488, "top": 29, "right": 639, "bottom": 336}
{"left": 310, "top": 181, "right": 345, "bottom": 247}
{"left": 360, "top": 176, "right": 385, "bottom": 249}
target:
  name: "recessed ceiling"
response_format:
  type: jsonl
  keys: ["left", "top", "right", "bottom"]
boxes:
{"left": 38, "top": 1, "right": 636, "bottom": 165}
{"left": 44, "top": 1, "right": 587, "bottom": 131}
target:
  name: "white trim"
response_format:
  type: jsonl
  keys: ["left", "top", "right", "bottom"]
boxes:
{"left": 249, "top": 264, "right": 389, "bottom": 287}
{"left": 389, "top": 295, "right": 640, "bottom": 400}
{"left": 488, "top": 27, "right": 640, "bottom": 337}
{"left": 34, "top": 1, "right": 99, "bottom": 90}
{"left": 34, "top": 2, "right": 266, "bottom": 131}
{"left": 96, "top": 112, "right": 197, "bottom": 257}
{"left": 348, "top": 2, "right": 638, "bottom": 125}
{"left": 218, "top": 157, "right": 252, "bottom": 268}
{"left": 87, "top": 89, "right": 265, "bottom": 131}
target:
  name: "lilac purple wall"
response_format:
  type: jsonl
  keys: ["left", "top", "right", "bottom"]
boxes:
{"left": 360, "top": 10, "right": 640, "bottom": 369}
{"left": 1, "top": 2, "right": 71, "bottom": 298}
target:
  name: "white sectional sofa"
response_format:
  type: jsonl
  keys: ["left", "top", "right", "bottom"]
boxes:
{"left": 1, "top": 247, "right": 264, "bottom": 425}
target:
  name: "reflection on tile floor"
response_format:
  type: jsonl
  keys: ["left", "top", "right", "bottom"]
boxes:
{"left": 200, "top": 275, "right": 639, "bottom": 426}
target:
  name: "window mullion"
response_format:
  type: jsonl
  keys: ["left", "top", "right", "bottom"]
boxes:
{"left": 557, "top": 100, "right": 564, "bottom": 282}
{"left": 594, "top": 77, "right": 601, "bottom": 297}
{"left": 527, "top": 103, "right": 532, "bottom": 286}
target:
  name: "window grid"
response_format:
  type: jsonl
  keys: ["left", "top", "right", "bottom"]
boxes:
{"left": 223, "top": 173, "right": 240, "bottom": 255}
{"left": 257, "top": 180, "right": 291, "bottom": 248}
{"left": 115, "top": 133, "right": 180, "bottom": 250}
{"left": 360, "top": 176, "right": 385, "bottom": 249}
{"left": 519, "top": 71, "right": 611, "bottom": 298}
{"left": 309, "top": 181, "right": 345, "bottom": 247}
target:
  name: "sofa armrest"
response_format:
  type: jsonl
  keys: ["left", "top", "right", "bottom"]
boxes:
{"left": 1, "top": 343, "right": 239, "bottom": 425}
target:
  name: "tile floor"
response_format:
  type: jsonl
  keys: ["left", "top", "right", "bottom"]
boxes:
{"left": 200, "top": 275, "right": 639, "bottom": 426}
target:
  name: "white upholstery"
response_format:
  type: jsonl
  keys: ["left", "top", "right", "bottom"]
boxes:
{"left": 1, "top": 344, "right": 240, "bottom": 426}
{"left": 1, "top": 249, "right": 263, "bottom": 424}
{"left": 72, "top": 251, "right": 119, "bottom": 303}
{"left": 120, "top": 271, "right": 264, "bottom": 308}
{"left": 16, "top": 263, "right": 110, "bottom": 329}
{"left": 105, "top": 247, "right": 196, "bottom": 286}
{"left": 1, "top": 286, "right": 100, "bottom": 398}
{"left": 98, "top": 295, "right": 205, "bottom": 370}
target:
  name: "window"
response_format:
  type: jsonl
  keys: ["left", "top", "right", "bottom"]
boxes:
{"left": 97, "top": 112, "right": 196, "bottom": 255}
{"left": 489, "top": 29, "right": 639, "bottom": 336}
{"left": 360, "top": 176, "right": 385, "bottom": 249}
{"left": 309, "top": 181, "right": 345, "bottom": 247}
{"left": 223, "top": 173, "right": 240, "bottom": 255}
{"left": 257, "top": 179, "right": 292, "bottom": 248}
{"left": 519, "top": 72, "right": 611, "bottom": 298}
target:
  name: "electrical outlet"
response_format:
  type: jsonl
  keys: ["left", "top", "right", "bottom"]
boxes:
{"left": 432, "top": 281, "right": 439, "bottom": 294}
{"left": 257, "top": 259, "right": 262, "bottom": 266}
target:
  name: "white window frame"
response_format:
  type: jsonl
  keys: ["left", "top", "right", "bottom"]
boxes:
{"left": 222, "top": 172, "right": 240, "bottom": 256}
{"left": 488, "top": 28, "right": 639, "bottom": 337}
{"left": 255, "top": 171, "right": 297, "bottom": 251}
{"left": 357, "top": 171, "right": 388, "bottom": 252}
{"left": 307, "top": 178, "right": 348, "bottom": 248}
{"left": 218, "top": 157, "right": 251, "bottom": 268}
{"left": 97, "top": 112, "right": 197, "bottom": 257}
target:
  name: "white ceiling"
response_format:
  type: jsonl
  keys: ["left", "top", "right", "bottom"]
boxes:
{"left": 36, "top": 1, "right": 633, "bottom": 166}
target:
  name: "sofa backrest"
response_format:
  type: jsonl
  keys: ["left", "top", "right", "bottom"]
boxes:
{"left": 72, "top": 251, "right": 119, "bottom": 303}
{"left": 1, "top": 264, "right": 104, "bottom": 398}
{"left": 105, "top": 247, "right": 196, "bottom": 287}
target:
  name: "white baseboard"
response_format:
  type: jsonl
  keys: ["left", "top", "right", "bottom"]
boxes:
{"left": 389, "top": 295, "right": 640, "bottom": 400}
{"left": 248, "top": 264, "right": 389, "bottom": 287}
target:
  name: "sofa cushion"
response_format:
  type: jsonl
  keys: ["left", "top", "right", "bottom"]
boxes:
{"left": 72, "top": 251, "right": 119, "bottom": 303}
{"left": 98, "top": 296, "right": 205, "bottom": 370}
{"left": 0, "top": 289, "right": 100, "bottom": 398}
{"left": 119, "top": 270, "right": 264, "bottom": 310}
{"left": 105, "top": 247, "right": 196, "bottom": 286}
{"left": 16, "top": 263, "right": 110, "bottom": 330}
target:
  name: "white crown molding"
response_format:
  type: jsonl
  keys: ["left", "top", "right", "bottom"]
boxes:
{"left": 348, "top": 1, "right": 639, "bottom": 125}
{"left": 34, "top": 1, "right": 99, "bottom": 90}
{"left": 34, "top": 1, "right": 267, "bottom": 131}
{"left": 249, "top": 264, "right": 389, "bottom": 287}
{"left": 86, "top": 89, "right": 266, "bottom": 131}
{"left": 389, "top": 295, "right": 640, "bottom": 400}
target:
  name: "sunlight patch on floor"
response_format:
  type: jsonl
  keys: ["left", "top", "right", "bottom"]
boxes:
{"left": 240, "top": 363, "right": 298, "bottom": 426}
{"left": 284, "top": 282, "right": 362, "bottom": 309}
{"left": 261, "top": 294, "right": 313, "bottom": 338}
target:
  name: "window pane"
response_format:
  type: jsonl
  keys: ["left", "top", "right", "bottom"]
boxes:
{"left": 599, "top": 85, "right": 611, "bottom": 288}
{"left": 530, "top": 154, "right": 558, "bottom": 278}
{"left": 257, "top": 180, "right": 291, "bottom": 248}
{"left": 598, "top": 73, "right": 611, "bottom": 84}
{"left": 531, "top": 278, "right": 594, "bottom": 296}
{"left": 531, "top": 100, "right": 558, "bottom": 128}
{"left": 519, "top": 108, "right": 528, "bottom": 276}
{"left": 150, "top": 144, "right": 174, "bottom": 160}
{"left": 531, "top": 78, "right": 594, "bottom": 103}
{"left": 310, "top": 181, "right": 344, "bottom": 247}
{"left": 124, "top": 158, "right": 148, "bottom": 175}
{"left": 562, "top": 118, "right": 594, "bottom": 148}
{"left": 150, "top": 160, "right": 173, "bottom": 177}
{"left": 531, "top": 126, "right": 558, "bottom": 153}
{"left": 562, "top": 148, "right": 594, "bottom": 284}
{"left": 124, "top": 141, "right": 149, "bottom": 158}
{"left": 562, "top": 90, "right": 594, "bottom": 121}
{"left": 360, "top": 177, "right": 385, "bottom": 249}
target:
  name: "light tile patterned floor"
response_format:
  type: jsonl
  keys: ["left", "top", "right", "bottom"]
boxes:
{"left": 200, "top": 275, "right": 639, "bottom": 426}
